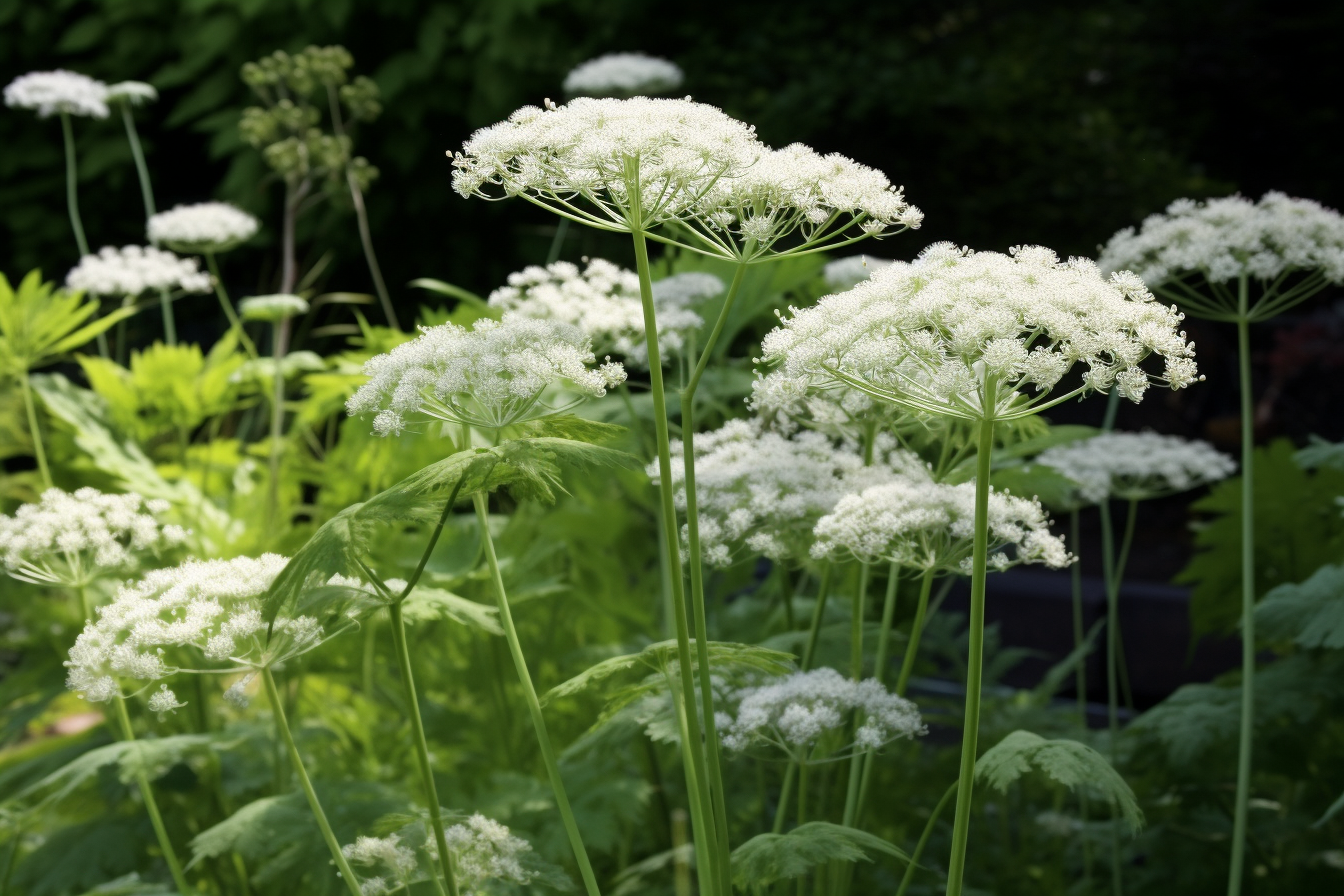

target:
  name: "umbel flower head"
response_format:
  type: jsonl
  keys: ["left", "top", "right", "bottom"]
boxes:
{"left": 0, "top": 488, "right": 188, "bottom": 587}
{"left": 347, "top": 313, "right": 627, "bottom": 434}
{"left": 811, "top": 478, "right": 1071, "bottom": 572}
{"left": 240, "top": 293, "right": 309, "bottom": 323}
{"left": 760, "top": 242, "right": 1201, "bottom": 422}
{"left": 66, "top": 246, "right": 213, "bottom": 297}
{"left": 487, "top": 258, "right": 710, "bottom": 368}
{"left": 106, "top": 81, "right": 158, "bottom": 107}
{"left": 4, "top": 70, "right": 109, "bottom": 119}
{"left": 824, "top": 254, "right": 895, "bottom": 291}
{"left": 1036, "top": 431, "right": 1236, "bottom": 504}
{"left": 749, "top": 366, "right": 903, "bottom": 440}
{"left": 148, "top": 202, "right": 259, "bottom": 254}
{"left": 719, "top": 667, "right": 926, "bottom": 759}
{"left": 563, "top": 52, "right": 685, "bottom": 98}
{"left": 653, "top": 418, "right": 927, "bottom": 567}
{"left": 64, "top": 555, "right": 362, "bottom": 706}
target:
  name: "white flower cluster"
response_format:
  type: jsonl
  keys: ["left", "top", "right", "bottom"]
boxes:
{"left": 811, "top": 477, "right": 1071, "bottom": 572}
{"left": 1036, "top": 431, "right": 1236, "bottom": 504}
{"left": 0, "top": 488, "right": 188, "bottom": 587}
{"left": 749, "top": 368, "right": 901, "bottom": 440}
{"left": 654, "top": 419, "right": 926, "bottom": 566}
{"left": 719, "top": 667, "right": 925, "bottom": 755}
{"left": 563, "top": 53, "right": 685, "bottom": 97}
{"left": 761, "top": 243, "right": 1200, "bottom": 419}
{"left": 347, "top": 313, "right": 627, "bottom": 434}
{"left": 823, "top": 254, "right": 895, "bottom": 291}
{"left": 487, "top": 259, "right": 712, "bottom": 367}
{"left": 147, "top": 202, "right": 259, "bottom": 254}
{"left": 452, "top": 97, "right": 762, "bottom": 231}
{"left": 106, "top": 81, "right": 158, "bottom": 106}
{"left": 66, "top": 246, "right": 212, "bottom": 297}
{"left": 4, "top": 70, "right": 109, "bottom": 118}
{"left": 342, "top": 833, "right": 418, "bottom": 895}
{"left": 1098, "top": 192, "right": 1344, "bottom": 285}
{"left": 240, "top": 294, "right": 309, "bottom": 322}
{"left": 63, "top": 555, "right": 346, "bottom": 705}
{"left": 443, "top": 814, "right": 538, "bottom": 894}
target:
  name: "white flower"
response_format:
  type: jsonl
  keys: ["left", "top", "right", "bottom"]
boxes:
{"left": 652, "top": 418, "right": 927, "bottom": 566}
{"left": 0, "top": 488, "right": 188, "bottom": 587}
{"left": 342, "top": 834, "right": 418, "bottom": 880}
{"left": 239, "top": 294, "right": 309, "bottom": 322}
{"left": 563, "top": 53, "right": 685, "bottom": 97}
{"left": 66, "top": 246, "right": 213, "bottom": 297}
{"left": 5, "top": 70, "right": 109, "bottom": 118}
{"left": 147, "top": 684, "right": 185, "bottom": 715}
{"left": 106, "top": 81, "right": 158, "bottom": 106}
{"left": 1098, "top": 192, "right": 1344, "bottom": 286}
{"left": 147, "top": 202, "right": 259, "bottom": 254}
{"left": 811, "top": 478, "right": 1071, "bottom": 572}
{"left": 1036, "top": 431, "right": 1236, "bottom": 504}
{"left": 442, "top": 814, "right": 538, "bottom": 892}
{"left": 760, "top": 242, "right": 1200, "bottom": 422}
{"left": 719, "top": 668, "right": 925, "bottom": 757}
{"left": 651, "top": 271, "right": 725, "bottom": 306}
{"left": 63, "top": 555, "right": 356, "bottom": 703}
{"left": 748, "top": 366, "right": 907, "bottom": 440}
{"left": 486, "top": 258, "right": 705, "bottom": 367}
{"left": 823, "top": 254, "right": 894, "bottom": 290}
{"left": 347, "top": 313, "right": 627, "bottom": 433}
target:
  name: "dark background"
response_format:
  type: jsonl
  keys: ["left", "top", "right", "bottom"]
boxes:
{"left": 3, "top": 0, "right": 1342, "bottom": 622}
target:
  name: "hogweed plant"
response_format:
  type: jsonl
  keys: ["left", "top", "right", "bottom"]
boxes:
{"left": 65, "top": 245, "right": 212, "bottom": 358}
{"left": 1098, "top": 192, "right": 1344, "bottom": 896}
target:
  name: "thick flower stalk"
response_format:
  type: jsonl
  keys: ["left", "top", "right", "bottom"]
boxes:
{"left": 564, "top": 52, "right": 685, "bottom": 98}
{"left": 347, "top": 314, "right": 625, "bottom": 435}
{"left": 1097, "top": 192, "right": 1344, "bottom": 896}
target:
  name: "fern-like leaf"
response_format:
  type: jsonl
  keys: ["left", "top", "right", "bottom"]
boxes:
{"left": 1256, "top": 562, "right": 1344, "bottom": 649}
{"left": 730, "top": 822, "right": 910, "bottom": 887}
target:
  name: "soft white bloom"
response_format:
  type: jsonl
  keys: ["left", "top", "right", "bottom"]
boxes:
{"left": 66, "top": 246, "right": 212, "bottom": 297}
{"left": 147, "top": 202, "right": 259, "bottom": 254}
{"left": 651, "top": 271, "right": 725, "bottom": 306}
{"left": 824, "top": 254, "right": 895, "bottom": 290}
{"left": 239, "top": 293, "right": 309, "bottom": 322}
{"left": 443, "top": 814, "right": 538, "bottom": 893}
{"left": 106, "top": 81, "right": 158, "bottom": 106}
{"left": 63, "top": 556, "right": 357, "bottom": 703}
{"left": 563, "top": 53, "right": 685, "bottom": 97}
{"left": 748, "top": 367, "right": 905, "bottom": 440}
{"left": 1098, "top": 192, "right": 1344, "bottom": 286}
{"left": 720, "top": 667, "right": 925, "bottom": 757}
{"left": 0, "top": 488, "right": 188, "bottom": 587}
{"left": 760, "top": 242, "right": 1201, "bottom": 421}
{"left": 147, "top": 684, "right": 186, "bottom": 715}
{"left": 5, "top": 70, "right": 109, "bottom": 118}
{"left": 342, "top": 834, "right": 418, "bottom": 882}
{"left": 811, "top": 478, "right": 1071, "bottom": 572}
{"left": 347, "top": 313, "right": 627, "bottom": 433}
{"left": 487, "top": 258, "right": 706, "bottom": 367}
{"left": 1036, "top": 431, "right": 1236, "bottom": 504}
{"left": 652, "top": 418, "right": 927, "bottom": 566}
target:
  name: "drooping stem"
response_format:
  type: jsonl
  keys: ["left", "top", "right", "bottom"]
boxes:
{"left": 60, "top": 113, "right": 89, "bottom": 257}
{"left": 260, "top": 667, "right": 363, "bottom": 896}
{"left": 895, "top": 566, "right": 936, "bottom": 697}
{"left": 111, "top": 696, "right": 192, "bottom": 896}
{"left": 473, "top": 493, "right": 602, "bottom": 896}
{"left": 897, "top": 781, "right": 959, "bottom": 896}
{"left": 944, "top": 389, "right": 997, "bottom": 896}
{"left": 204, "top": 252, "right": 258, "bottom": 358}
{"left": 1227, "top": 292, "right": 1255, "bottom": 896}
{"left": 1070, "top": 509, "right": 1087, "bottom": 717}
{"left": 19, "top": 370, "right": 51, "bottom": 488}
{"left": 388, "top": 601, "right": 458, "bottom": 896}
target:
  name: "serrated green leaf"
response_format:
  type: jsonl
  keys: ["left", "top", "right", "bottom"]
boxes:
{"left": 401, "top": 585, "right": 501, "bottom": 634}
{"left": 730, "top": 821, "right": 910, "bottom": 887}
{"left": 1255, "top": 563, "right": 1344, "bottom": 649}
{"left": 975, "top": 730, "right": 1143, "bottom": 832}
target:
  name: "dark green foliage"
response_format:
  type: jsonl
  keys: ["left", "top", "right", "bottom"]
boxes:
{"left": 729, "top": 822, "right": 910, "bottom": 887}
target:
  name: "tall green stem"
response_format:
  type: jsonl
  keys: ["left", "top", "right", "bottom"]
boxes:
{"left": 896, "top": 567, "right": 936, "bottom": 698}
{"left": 1227, "top": 292, "right": 1255, "bottom": 896}
{"left": 839, "top": 564, "right": 871, "bottom": 830}
{"left": 267, "top": 323, "right": 286, "bottom": 532}
{"left": 261, "top": 668, "right": 363, "bottom": 896}
{"left": 944, "top": 389, "right": 997, "bottom": 896}
{"left": 204, "top": 253, "right": 258, "bottom": 358}
{"left": 897, "top": 782, "right": 959, "bottom": 896}
{"left": 120, "top": 103, "right": 156, "bottom": 221}
{"left": 473, "top": 493, "right": 602, "bottom": 896}
{"left": 60, "top": 113, "right": 89, "bottom": 257}
{"left": 388, "top": 602, "right": 457, "bottom": 896}
{"left": 853, "top": 563, "right": 915, "bottom": 827}
{"left": 19, "top": 370, "right": 51, "bottom": 488}
{"left": 801, "top": 564, "right": 834, "bottom": 672}
{"left": 111, "top": 696, "right": 192, "bottom": 896}
{"left": 1070, "top": 509, "right": 1086, "bottom": 716}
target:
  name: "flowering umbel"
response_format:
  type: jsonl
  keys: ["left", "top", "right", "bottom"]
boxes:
{"left": 1037, "top": 431, "right": 1236, "bottom": 504}
{"left": 148, "top": 202, "right": 260, "bottom": 254}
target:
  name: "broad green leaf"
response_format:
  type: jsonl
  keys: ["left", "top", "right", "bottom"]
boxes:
{"left": 401, "top": 585, "right": 502, "bottom": 634}
{"left": 1255, "top": 563, "right": 1344, "bottom": 649}
{"left": 730, "top": 821, "right": 911, "bottom": 887}
{"left": 975, "top": 730, "right": 1143, "bottom": 832}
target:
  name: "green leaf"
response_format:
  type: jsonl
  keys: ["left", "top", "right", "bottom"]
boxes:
{"left": 1294, "top": 434, "right": 1344, "bottom": 471}
{"left": 401, "top": 585, "right": 502, "bottom": 634}
{"left": 545, "top": 640, "right": 793, "bottom": 704}
{"left": 408, "top": 277, "right": 491, "bottom": 310}
{"left": 79, "top": 874, "right": 177, "bottom": 895}
{"left": 1255, "top": 563, "right": 1344, "bottom": 650}
{"left": 975, "top": 730, "right": 1143, "bottom": 832}
{"left": 730, "top": 822, "right": 911, "bottom": 887}
{"left": 1315, "top": 788, "right": 1344, "bottom": 828}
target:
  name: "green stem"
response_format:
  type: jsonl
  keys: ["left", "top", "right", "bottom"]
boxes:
{"left": 111, "top": 696, "right": 192, "bottom": 896}
{"left": 267, "top": 323, "right": 285, "bottom": 533}
{"left": 1070, "top": 510, "right": 1086, "bottom": 717}
{"left": 473, "top": 493, "right": 602, "bottom": 896}
{"left": 60, "top": 113, "right": 89, "bottom": 257}
{"left": 772, "top": 763, "right": 797, "bottom": 834}
{"left": 1114, "top": 500, "right": 1139, "bottom": 713}
{"left": 546, "top": 219, "right": 570, "bottom": 265}
{"left": 19, "top": 370, "right": 51, "bottom": 488}
{"left": 1099, "top": 498, "right": 1123, "bottom": 896}
{"left": 388, "top": 602, "right": 457, "bottom": 896}
{"left": 895, "top": 567, "right": 936, "bottom": 698}
{"left": 157, "top": 288, "right": 177, "bottom": 346}
{"left": 801, "top": 564, "right": 834, "bottom": 672}
{"left": 672, "top": 680, "right": 716, "bottom": 896}
{"left": 261, "top": 668, "right": 363, "bottom": 896}
{"left": 897, "top": 781, "right": 959, "bottom": 896}
{"left": 873, "top": 562, "right": 902, "bottom": 685}
{"left": 1228, "top": 298, "right": 1255, "bottom": 896}
{"left": 204, "top": 253, "right": 258, "bottom": 358}
{"left": 120, "top": 103, "right": 156, "bottom": 220}
{"left": 853, "top": 563, "right": 912, "bottom": 827}
{"left": 944, "top": 389, "right": 997, "bottom": 896}
{"left": 839, "top": 564, "right": 871, "bottom": 838}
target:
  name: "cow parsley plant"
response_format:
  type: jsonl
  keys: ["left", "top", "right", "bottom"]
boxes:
{"left": 563, "top": 53, "right": 685, "bottom": 97}
{"left": 66, "top": 246, "right": 212, "bottom": 297}
{"left": 1037, "top": 431, "right": 1236, "bottom": 504}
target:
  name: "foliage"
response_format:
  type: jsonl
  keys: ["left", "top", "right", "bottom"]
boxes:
{"left": 729, "top": 822, "right": 910, "bottom": 887}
